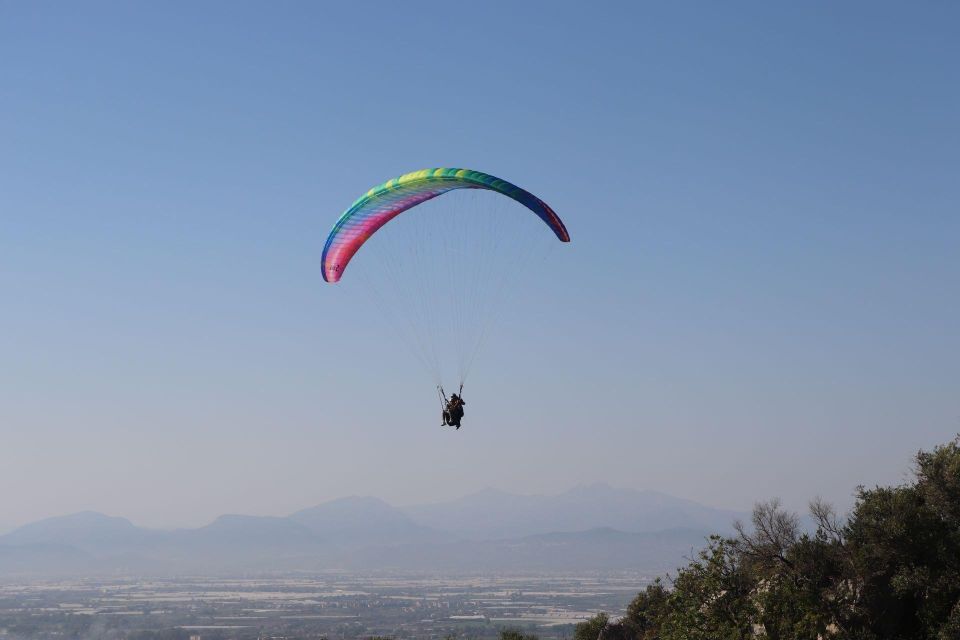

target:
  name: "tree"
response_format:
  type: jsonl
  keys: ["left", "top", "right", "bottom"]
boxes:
{"left": 574, "top": 612, "right": 609, "bottom": 640}
{"left": 659, "top": 535, "right": 758, "bottom": 640}
{"left": 600, "top": 581, "right": 669, "bottom": 639}
{"left": 841, "top": 437, "right": 960, "bottom": 639}
{"left": 580, "top": 436, "right": 960, "bottom": 640}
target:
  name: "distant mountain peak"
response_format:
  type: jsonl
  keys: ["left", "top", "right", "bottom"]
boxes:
{"left": 6, "top": 511, "right": 137, "bottom": 535}
{"left": 290, "top": 495, "right": 408, "bottom": 521}
{"left": 402, "top": 484, "right": 743, "bottom": 540}
{"left": 287, "top": 495, "right": 446, "bottom": 546}
{"left": 0, "top": 511, "right": 149, "bottom": 554}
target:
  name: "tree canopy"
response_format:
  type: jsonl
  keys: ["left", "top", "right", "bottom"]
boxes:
{"left": 583, "top": 436, "right": 960, "bottom": 640}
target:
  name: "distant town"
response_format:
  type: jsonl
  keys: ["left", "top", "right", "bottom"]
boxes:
{"left": 0, "top": 572, "right": 650, "bottom": 640}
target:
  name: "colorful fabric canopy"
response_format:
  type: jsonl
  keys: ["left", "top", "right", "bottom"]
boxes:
{"left": 322, "top": 168, "right": 569, "bottom": 283}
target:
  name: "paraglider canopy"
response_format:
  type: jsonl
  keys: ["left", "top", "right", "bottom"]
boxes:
{"left": 321, "top": 167, "right": 569, "bottom": 392}
{"left": 322, "top": 168, "right": 569, "bottom": 283}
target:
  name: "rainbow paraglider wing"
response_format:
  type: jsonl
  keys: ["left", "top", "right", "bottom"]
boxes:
{"left": 322, "top": 168, "right": 569, "bottom": 283}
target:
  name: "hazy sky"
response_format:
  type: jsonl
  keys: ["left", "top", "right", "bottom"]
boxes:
{"left": 2, "top": 2, "right": 958, "bottom": 532}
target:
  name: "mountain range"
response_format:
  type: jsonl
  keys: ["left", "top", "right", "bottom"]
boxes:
{"left": 0, "top": 484, "right": 741, "bottom": 576}
{"left": 403, "top": 484, "right": 741, "bottom": 539}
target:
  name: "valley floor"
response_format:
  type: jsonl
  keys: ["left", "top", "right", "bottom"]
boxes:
{"left": 0, "top": 572, "right": 652, "bottom": 640}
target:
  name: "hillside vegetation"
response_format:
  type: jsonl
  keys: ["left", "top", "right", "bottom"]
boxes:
{"left": 570, "top": 436, "right": 960, "bottom": 640}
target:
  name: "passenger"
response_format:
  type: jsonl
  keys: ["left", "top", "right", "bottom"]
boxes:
{"left": 443, "top": 393, "right": 466, "bottom": 429}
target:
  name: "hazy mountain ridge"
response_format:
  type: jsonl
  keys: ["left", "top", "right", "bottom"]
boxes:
{"left": 0, "top": 486, "right": 739, "bottom": 575}
{"left": 0, "top": 511, "right": 165, "bottom": 555}
{"left": 401, "top": 483, "right": 741, "bottom": 539}
{"left": 289, "top": 496, "right": 451, "bottom": 546}
{"left": 352, "top": 527, "right": 712, "bottom": 572}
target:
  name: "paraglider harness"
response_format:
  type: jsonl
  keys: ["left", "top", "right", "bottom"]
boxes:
{"left": 438, "top": 384, "right": 465, "bottom": 429}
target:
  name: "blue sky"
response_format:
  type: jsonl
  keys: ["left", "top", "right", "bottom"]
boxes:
{"left": 1, "top": 1, "right": 958, "bottom": 530}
